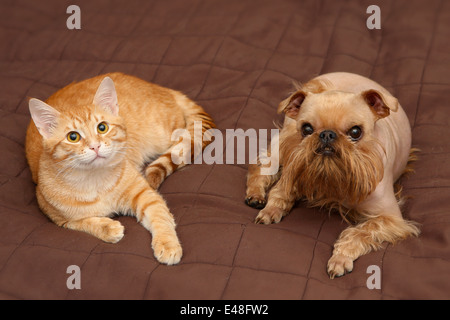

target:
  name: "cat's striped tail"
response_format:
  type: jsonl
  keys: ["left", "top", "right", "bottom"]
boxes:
{"left": 144, "top": 94, "right": 215, "bottom": 189}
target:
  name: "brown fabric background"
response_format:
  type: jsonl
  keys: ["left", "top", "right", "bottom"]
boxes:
{"left": 0, "top": 0, "right": 449, "bottom": 299}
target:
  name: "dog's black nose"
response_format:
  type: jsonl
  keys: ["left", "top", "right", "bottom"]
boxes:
{"left": 319, "top": 130, "right": 337, "bottom": 144}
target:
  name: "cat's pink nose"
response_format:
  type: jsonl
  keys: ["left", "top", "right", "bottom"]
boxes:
{"left": 89, "top": 144, "right": 100, "bottom": 154}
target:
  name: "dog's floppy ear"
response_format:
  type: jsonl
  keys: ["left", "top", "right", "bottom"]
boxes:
{"left": 362, "top": 89, "right": 398, "bottom": 119}
{"left": 277, "top": 91, "right": 306, "bottom": 119}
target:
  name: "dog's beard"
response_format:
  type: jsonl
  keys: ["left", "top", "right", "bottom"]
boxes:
{"left": 280, "top": 133, "right": 384, "bottom": 221}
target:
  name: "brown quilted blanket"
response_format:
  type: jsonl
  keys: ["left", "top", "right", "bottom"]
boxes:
{"left": 1, "top": 0, "right": 449, "bottom": 300}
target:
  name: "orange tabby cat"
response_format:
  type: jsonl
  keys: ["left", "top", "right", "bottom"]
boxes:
{"left": 25, "top": 72, "right": 215, "bottom": 265}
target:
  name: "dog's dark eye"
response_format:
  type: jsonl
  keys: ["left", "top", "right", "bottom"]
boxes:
{"left": 348, "top": 126, "right": 363, "bottom": 141}
{"left": 301, "top": 123, "right": 314, "bottom": 137}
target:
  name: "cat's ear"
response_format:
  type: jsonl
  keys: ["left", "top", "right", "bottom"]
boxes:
{"left": 29, "top": 98, "right": 61, "bottom": 139}
{"left": 93, "top": 77, "right": 119, "bottom": 116}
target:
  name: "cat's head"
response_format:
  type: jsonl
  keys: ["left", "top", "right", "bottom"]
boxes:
{"left": 29, "top": 77, "right": 127, "bottom": 170}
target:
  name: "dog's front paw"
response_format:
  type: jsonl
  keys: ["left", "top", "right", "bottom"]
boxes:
{"left": 327, "top": 253, "right": 354, "bottom": 279}
{"left": 245, "top": 195, "right": 266, "bottom": 209}
{"left": 254, "top": 206, "right": 284, "bottom": 224}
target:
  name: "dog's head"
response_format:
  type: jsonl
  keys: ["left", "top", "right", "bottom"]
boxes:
{"left": 278, "top": 80, "right": 398, "bottom": 208}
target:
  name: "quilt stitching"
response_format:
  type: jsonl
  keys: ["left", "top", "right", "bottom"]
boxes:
{"left": 0, "top": 0, "right": 449, "bottom": 299}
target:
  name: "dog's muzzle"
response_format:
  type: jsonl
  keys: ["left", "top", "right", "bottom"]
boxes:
{"left": 317, "top": 130, "right": 337, "bottom": 156}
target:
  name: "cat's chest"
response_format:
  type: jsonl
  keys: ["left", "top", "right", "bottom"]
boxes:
{"left": 73, "top": 167, "right": 119, "bottom": 190}
{"left": 74, "top": 181, "right": 115, "bottom": 202}
{"left": 42, "top": 165, "right": 125, "bottom": 214}
{"left": 59, "top": 177, "right": 119, "bottom": 212}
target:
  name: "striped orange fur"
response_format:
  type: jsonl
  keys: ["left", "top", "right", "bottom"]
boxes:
{"left": 25, "top": 72, "right": 215, "bottom": 265}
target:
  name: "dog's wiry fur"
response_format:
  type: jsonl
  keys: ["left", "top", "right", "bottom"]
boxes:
{"left": 279, "top": 128, "right": 384, "bottom": 220}
{"left": 245, "top": 72, "right": 420, "bottom": 279}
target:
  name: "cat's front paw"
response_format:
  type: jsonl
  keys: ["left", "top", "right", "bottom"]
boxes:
{"left": 152, "top": 237, "right": 183, "bottom": 265}
{"left": 99, "top": 220, "right": 125, "bottom": 243}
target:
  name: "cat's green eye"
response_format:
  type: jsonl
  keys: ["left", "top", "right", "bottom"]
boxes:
{"left": 67, "top": 131, "right": 81, "bottom": 143}
{"left": 97, "top": 122, "right": 109, "bottom": 134}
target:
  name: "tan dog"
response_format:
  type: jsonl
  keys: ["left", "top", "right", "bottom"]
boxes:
{"left": 245, "top": 72, "right": 420, "bottom": 278}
